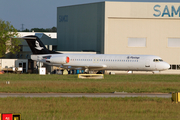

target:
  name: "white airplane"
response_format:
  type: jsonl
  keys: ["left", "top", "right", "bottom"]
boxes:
{"left": 22, "top": 35, "right": 170, "bottom": 73}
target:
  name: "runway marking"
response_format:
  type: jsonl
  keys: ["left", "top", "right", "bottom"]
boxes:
{"left": 0, "top": 93, "right": 171, "bottom": 98}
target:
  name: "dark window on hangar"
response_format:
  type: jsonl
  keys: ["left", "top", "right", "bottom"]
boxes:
{"left": 170, "top": 65, "right": 180, "bottom": 70}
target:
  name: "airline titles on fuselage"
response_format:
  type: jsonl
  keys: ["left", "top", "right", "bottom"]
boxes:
{"left": 127, "top": 56, "right": 140, "bottom": 59}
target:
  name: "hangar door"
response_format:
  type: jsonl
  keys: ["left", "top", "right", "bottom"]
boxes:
{"left": 106, "top": 18, "right": 180, "bottom": 59}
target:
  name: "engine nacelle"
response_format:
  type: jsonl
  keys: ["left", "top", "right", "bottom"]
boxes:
{"left": 46, "top": 56, "right": 69, "bottom": 64}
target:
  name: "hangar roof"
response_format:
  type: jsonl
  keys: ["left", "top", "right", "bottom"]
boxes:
{"left": 18, "top": 32, "right": 57, "bottom": 39}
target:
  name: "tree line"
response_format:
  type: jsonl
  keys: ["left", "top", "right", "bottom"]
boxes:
{"left": 18, "top": 27, "right": 57, "bottom": 32}
{"left": 0, "top": 19, "right": 20, "bottom": 58}
{"left": 0, "top": 19, "right": 57, "bottom": 58}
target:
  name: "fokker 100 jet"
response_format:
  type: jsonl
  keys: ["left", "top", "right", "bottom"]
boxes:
{"left": 20, "top": 35, "right": 170, "bottom": 73}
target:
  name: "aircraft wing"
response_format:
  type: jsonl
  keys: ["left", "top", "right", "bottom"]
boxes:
{"left": 41, "top": 61, "right": 107, "bottom": 70}
{"left": 62, "top": 64, "right": 107, "bottom": 70}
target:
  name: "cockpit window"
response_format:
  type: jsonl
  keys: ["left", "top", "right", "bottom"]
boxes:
{"left": 153, "top": 59, "right": 163, "bottom": 62}
{"left": 159, "top": 59, "right": 163, "bottom": 61}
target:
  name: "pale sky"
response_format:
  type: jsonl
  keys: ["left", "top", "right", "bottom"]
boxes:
{"left": 0, "top": 0, "right": 179, "bottom": 30}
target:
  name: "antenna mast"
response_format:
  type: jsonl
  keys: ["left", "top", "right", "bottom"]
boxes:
{"left": 21, "top": 24, "right": 24, "bottom": 31}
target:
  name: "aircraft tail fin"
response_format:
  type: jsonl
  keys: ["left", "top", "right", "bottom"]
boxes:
{"left": 23, "top": 35, "right": 61, "bottom": 54}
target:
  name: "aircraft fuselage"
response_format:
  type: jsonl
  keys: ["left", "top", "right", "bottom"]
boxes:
{"left": 31, "top": 54, "right": 170, "bottom": 71}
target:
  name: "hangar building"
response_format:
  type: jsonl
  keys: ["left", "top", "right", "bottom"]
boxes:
{"left": 57, "top": 1, "right": 180, "bottom": 70}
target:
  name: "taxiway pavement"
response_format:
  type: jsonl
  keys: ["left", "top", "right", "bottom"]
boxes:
{"left": 0, "top": 93, "right": 171, "bottom": 98}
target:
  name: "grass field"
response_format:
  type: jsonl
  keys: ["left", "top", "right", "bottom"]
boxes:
{"left": 0, "top": 97, "right": 180, "bottom": 120}
{"left": 1, "top": 74, "right": 180, "bottom": 120}
{"left": 0, "top": 74, "right": 180, "bottom": 93}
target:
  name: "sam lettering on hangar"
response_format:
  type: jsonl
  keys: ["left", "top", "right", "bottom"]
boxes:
{"left": 153, "top": 5, "right": 180, "bottom": 17}
{"left": 59, "top": 15, "right": 68, "bottom": 22}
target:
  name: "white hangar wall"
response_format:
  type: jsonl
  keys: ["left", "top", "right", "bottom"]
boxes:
{"left": 57, "top": 2, "right": 105, "bottom": 53}
{"left": 104, "top": 2, "right": 180, "bottom": 65}
{"left": 57, "top": 1, "right": 180, "bottom": 67}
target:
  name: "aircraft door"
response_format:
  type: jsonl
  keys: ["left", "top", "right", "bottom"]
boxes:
{"left": 154, "top": 61, "right": 157, "bottom": 70}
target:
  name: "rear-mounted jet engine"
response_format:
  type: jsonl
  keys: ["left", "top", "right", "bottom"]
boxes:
{"left": 45, "top": 56, "right": 69, "bottom": 64}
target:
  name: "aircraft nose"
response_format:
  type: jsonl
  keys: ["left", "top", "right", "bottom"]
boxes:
{"left": 164, "top": 63, "right": 170, "bottom": 70}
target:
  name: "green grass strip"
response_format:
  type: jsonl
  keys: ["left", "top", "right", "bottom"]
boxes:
{"left": 0, "top": 97, "right": 179, "bottom": 120}
{"left": 0, "top": 74, "right": 180, "bottom": 93}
